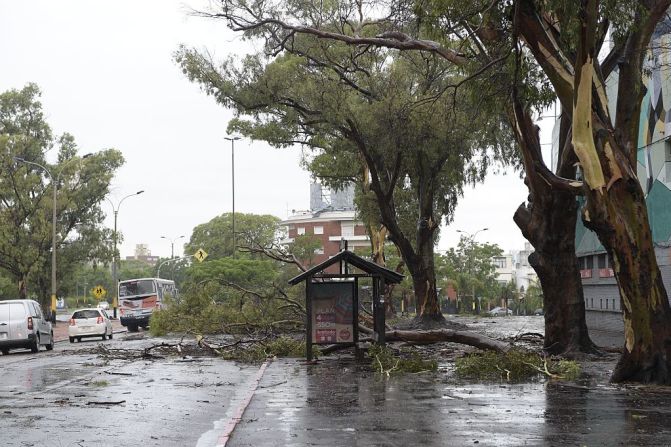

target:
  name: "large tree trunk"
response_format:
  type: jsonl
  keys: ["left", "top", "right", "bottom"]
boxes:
{"left": 570, "top": 0, "right": 671, "bottom": 383}
{"left": 403, "top": 221, "right": 446, "bottom": 328}
{"left": 511, "top": 100, "right": 598, "bottom": 356}
{"left": 586, "top": 176, "right": 671, "bottom": 383}
{"left": 515, "top": 193, "right": 599, "bottom": 356}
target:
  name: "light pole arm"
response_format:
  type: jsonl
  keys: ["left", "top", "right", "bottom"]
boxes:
{"left": 157, "top": 255, "right": 194, "bottom": 278}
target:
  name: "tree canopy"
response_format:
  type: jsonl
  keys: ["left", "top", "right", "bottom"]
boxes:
{"left": 176, "top": 29, "right": 516, "bottom": 326}
{"left": 0, "top": 84, "right": 124, "bottom": 304}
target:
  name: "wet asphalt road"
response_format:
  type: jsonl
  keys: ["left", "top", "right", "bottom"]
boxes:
{"left": 0, "top": 332, "right": 260, "bottom": 446}
{"left": 2, "top": 316, "right": 671, "bottom": 446}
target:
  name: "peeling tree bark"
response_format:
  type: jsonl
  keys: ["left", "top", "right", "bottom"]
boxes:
{"left": 570, "top": 0, "right": 671, "bottom": 383}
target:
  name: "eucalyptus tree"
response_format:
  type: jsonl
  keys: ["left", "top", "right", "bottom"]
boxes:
{"left": 0, "top": 84, "right": 124, "bottom": 306}
{"left": 202, "top": 0, "right": 671, "bottom": 383}
{"left": 176, "top": 41, "right": 514, "bottom": 327}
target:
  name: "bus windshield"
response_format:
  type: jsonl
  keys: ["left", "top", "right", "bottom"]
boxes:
{"left": 119, "top": 280, "right": 156, "bottom": 297}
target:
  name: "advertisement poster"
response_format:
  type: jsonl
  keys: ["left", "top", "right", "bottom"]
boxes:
{"left": 311, "top": 282, "right": 354, "bottom": 344}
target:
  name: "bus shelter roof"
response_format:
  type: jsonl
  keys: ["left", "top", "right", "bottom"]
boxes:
{"left": 288, "top": 250, "right": 404, "bottom": 285}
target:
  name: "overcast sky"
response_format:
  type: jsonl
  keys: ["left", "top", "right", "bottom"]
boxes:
{"left": 0, "top": 1, "right": 552, "bottom": 258}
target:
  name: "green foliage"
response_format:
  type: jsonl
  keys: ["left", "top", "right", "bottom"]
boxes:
{"left": 184, "top": 212, "right": 280, "bottom": 260}
{"left": 175, "top": 27, "right": 516, "bottom": 318}
{"left": 291, "top": 234, "right": 322, "bottom": 267}
{"left": 369, "top": 344, "right": 438, "bottom": 375}
{"left": 436, "top": 236, "right": 503, "bottom": 312}
{"left": 455, "top": 350, "right": 581, "bottom": 382}
{"left": 0, "top": 83, "right": 124, "bottom": 305}
{"left": 220, "top": 336, "right": 314, "bottom": 363}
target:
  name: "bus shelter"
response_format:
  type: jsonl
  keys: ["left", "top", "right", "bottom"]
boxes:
{"left": 289, "top": 250, "right": 404, "bottom": 361}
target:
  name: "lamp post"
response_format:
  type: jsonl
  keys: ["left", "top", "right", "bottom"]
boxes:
{"left": 14, "top": 154, "right": 92, "bottom": 322}
{"left": 107, "top": 190, "right": 144, "bottom": 318}
{"left": 456, "top": 227, "right": 488, "bottom": 315}
{"left": 224, "top": 136, "right": 241, "bottom": 258}
{"left": 160, "top": 235, "right": 185, "bottom": 259}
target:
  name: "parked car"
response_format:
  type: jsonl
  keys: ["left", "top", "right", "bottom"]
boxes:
{"left": 68, "top": 308, "right": 113, "bottom": 343}
{"left": 0, "top": 299, "right": 54, "bottom": 354}
{"left": 534, "top": 308, "right": 544, "bottom": 316}
{"left": 488, "top": 306, "right": 513, "bottom": 316}
{"left": 97, "top": 301, "right": 110, "bottom": 311}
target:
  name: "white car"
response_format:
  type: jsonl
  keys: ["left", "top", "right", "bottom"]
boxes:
{"left": 68, "top": 308, "right": 113, "bottom": 343}
{"left": 97, "top": 301, "right": 110, "bottom": 311}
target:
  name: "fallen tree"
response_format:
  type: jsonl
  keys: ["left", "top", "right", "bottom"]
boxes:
{"left": 383, "top": 329, "right": 510, "bottom": 354}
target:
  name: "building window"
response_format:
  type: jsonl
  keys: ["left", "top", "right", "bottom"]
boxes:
{"left": 314, "top": 226, "right": 324, "bottom": 235}
{"left": 494, "top": 258, "right": 506, "bottom": 268}
{"left": 597, "top": 254, "right": 608, "bottom": 269}
{"left": 314, "top": 247, "right": 324, "bottom": 255}
{"left": 591, "top": 298, "right": 594, "bottom": 308}
{"left": 580, "top": 256, "right": 594, "bottom": 270}
{"left": 297, "top": 227, "right": 305, "bottom": 235}
{"left": 600, "top": 299, "right": 603, "bottom": 309}
{"left": 341, "top": 223, "right": 354, "bottom": 237}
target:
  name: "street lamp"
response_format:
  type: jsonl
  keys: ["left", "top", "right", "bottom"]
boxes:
{"left": 107, "top": 190, "right": 144, "bottom": 318}
{"left": 224, "top": 136, "right": 241, "bottom": 258}
{"left": 160, "top": 235, "right": 185, "bottom": 259}
{"left": 14, "top": 154, "right": 92, "bottom": 322}
{"left": 456, "top": 227, "right": 489, "bottom": 315}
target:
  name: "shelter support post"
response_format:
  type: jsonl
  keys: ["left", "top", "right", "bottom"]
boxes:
{"left": 305, "top": 279, "right": 313, "bottom": 361}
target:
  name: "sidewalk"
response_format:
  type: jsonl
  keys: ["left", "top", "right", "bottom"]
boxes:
{"left": 52, "top": 318, "right": 125, "bottom": 342}
{"left": 223, "top": 357, "right": 671, "bottom": 447}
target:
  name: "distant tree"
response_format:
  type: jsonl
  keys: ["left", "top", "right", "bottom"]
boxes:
{"left": 290, "top": 234, "right": 322, "bottom": 268}
{"left": 0, "top": 84, "right": 124, "bottom": 309}
{"left": 438, "top": 237, "right": 503, "bottom": 313}
{"left": 184, "top": 212, "right": 280, "bottom": 260}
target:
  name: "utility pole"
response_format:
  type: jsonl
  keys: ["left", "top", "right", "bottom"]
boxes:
{"left": 107, "top": 190, "right": 144, "bottom": 319}
{"left": 225, "top": 136, "right": 241, "bottom": 258}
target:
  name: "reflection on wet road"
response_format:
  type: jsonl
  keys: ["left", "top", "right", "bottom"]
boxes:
{"left": 230, "top": 358, "right": 671, "bottom": 446}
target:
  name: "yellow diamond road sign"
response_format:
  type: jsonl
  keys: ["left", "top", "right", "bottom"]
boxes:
{"left": 92, "top": 285, "right": 107, "bottom": 300}
{"left": 194, "top": 248, "right": 208, "bottom": 262}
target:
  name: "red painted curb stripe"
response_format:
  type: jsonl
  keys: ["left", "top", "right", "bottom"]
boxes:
{"left": 215, "top": 360, "right": 270, "bottom": 447}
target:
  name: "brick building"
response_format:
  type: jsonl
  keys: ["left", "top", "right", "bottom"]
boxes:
{"left": 281, "top": 183, "right": 369, "bottom": 268}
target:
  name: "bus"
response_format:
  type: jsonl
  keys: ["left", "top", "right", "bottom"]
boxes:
{"left": 118, "top": 278, "right": 177, "bottom": 332}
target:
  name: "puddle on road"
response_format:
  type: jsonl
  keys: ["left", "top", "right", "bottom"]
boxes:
{"left": 0, "top": 366, "right": 75, "bottom": 393}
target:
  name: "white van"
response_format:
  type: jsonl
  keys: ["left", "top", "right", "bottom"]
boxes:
{"left": 0, "top": 300, "right": 54, "bottom": 354}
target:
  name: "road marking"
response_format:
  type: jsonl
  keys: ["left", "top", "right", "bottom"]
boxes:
{"left": 208, "top": 360, "right": 269, "bottom": 447}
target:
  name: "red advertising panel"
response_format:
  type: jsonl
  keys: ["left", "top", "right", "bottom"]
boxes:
{"left": 311, "top": 282, "right": 354, "bottom": 344}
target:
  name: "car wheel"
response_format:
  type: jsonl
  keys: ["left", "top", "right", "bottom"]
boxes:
{"left": 128, "top": 324, "right": 139, "bottom": 333}
{"left": 69, "top": 337, "right": 75, "bottom": 343}
{"left": 77, "top": 337, "right": 82, "bottom": 342}
{"left": 1, "top": 348, "right": 9, "bottom": 355}
{"left": 45, "top": 333, "right": 54, "bottom": 351}
{"left": 30, "top": 335, "right": 39, "bottom": 353}
{"left": 109, "top": 332, "right": 113, "bottom": 340}
{"left": 101, "top": 333, "right": 107, "bottom": 340}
